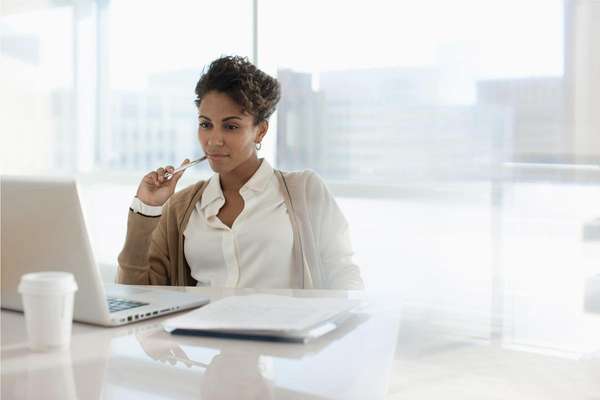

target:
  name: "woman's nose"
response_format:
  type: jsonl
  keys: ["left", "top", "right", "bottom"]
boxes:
{"left": 207, "top": 130, "right": 224, "bottom": 146}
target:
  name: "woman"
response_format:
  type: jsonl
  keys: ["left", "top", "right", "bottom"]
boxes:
{"left": 117, "top": 56, "right": 363, "bottom": 290}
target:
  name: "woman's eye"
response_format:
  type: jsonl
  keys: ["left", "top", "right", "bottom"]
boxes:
{"left": 225, "top": 125, "right": 239, "bottom": 130}
{"left": 199, "top": 121, "right": 211, "bottom": 129}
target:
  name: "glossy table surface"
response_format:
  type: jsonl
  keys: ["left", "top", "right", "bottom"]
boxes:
{"left": 2, "top": 285, "right": 600, "bottom": 399}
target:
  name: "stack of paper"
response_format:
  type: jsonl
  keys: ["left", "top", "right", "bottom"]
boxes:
{"left": 162, "top": 294, "right": 361, "bottom": 342}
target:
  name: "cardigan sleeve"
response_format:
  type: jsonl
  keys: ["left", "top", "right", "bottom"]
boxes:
{"left": 116, "top": 207, "right": 172, "bottom": 286}
{"left": 305, "top": 172, "right": 365, "bottom": 290}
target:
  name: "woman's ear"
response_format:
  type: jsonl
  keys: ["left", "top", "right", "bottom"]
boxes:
{"left": 256, "top": 120, "right": 268, "bottom": 143}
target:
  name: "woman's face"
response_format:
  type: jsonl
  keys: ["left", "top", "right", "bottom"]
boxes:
{"left": 197, "top": 91, "right": 267, "bottom": 175}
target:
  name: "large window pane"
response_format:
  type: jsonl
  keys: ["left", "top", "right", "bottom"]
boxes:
{"left": 260, "top": 0, "right": 600, "bottom": 355}
{"left": 1, "top": 1, "right": 253, "bottom": 267}
{"left": 83, "top": 0, "right": 253, "bottom": 266}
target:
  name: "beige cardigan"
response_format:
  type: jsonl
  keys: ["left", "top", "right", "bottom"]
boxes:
{"left": 117, "top": 170, "right": 364, "bottom": 289}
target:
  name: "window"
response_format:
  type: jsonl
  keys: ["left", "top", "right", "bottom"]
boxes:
{"left": 258, "top": 0, "right": 600, "bottom": 353}
{"left": 2, "top": 0, "right": 599, "bottom": 333}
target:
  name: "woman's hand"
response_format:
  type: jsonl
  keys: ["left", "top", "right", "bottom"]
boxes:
{"left": 136, "top": 159, "right": 189, "bottom": 206}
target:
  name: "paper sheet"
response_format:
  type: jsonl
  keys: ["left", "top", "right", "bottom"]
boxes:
{"left": 163, "top": 294, "right": 360, "bottom": 333}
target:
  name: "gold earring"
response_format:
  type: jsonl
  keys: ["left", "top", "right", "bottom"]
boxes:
{"left": 255, "top": 142, "right": 262, "bottom": 151}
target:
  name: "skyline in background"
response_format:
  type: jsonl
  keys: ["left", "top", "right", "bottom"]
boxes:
{"left": 47, "top": 61, "right": 567, "bottom": 183}
{"left": 3, "top": 0, "right": 598, "bottom": 179}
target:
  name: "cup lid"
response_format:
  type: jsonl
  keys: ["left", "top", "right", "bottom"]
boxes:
{"left": 18, "top": 272, "right": 78, "bottom": 294}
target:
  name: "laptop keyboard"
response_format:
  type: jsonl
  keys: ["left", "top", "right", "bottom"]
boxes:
{"left": 107, "top": 297, "right": 149, "bottom": 313}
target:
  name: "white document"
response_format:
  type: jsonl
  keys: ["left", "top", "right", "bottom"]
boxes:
{"left": 162, "top": 294, "right": 360, "bottom": 334}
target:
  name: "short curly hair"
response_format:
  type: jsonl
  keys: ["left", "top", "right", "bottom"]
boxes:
{"left": 194, "top": 56, "right": 281, "bottom": 124}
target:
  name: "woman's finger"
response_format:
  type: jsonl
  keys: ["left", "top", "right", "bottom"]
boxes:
{"left": 144, "top": 171, "right": 156, "bottom": 186}
{"left": 142, "top": 172, "right": 154, "bottom": 185}
{"left": 163, "top": 165, "right": 177, "bottom": 182}
{"left": 171, "top": 159, "right": 190, "bottom": 182}
{"left": 156, "top": 167, "right": 165, "bottom": 184}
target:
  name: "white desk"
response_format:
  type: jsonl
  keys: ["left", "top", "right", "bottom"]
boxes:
{"left": 2, "top": 286, "right": 599, "bottom": 399}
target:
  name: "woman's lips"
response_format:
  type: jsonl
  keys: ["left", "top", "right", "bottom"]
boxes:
{"left": 207, "top": 154, "right": 229, "bottom": 160}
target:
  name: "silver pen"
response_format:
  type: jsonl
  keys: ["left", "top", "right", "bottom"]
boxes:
{"left": 164, "top": 155, "right": 207, "bottom": 179}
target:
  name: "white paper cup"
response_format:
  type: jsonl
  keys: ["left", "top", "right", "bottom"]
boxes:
{"left": 18, "top": 272, "right": 78, "bottom": 351}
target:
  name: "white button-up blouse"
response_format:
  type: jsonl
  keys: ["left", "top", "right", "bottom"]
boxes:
{"left": 182, "top": 160, "right": 301, "bottom": 288}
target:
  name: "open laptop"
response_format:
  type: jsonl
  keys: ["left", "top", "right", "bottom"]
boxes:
{"left": 1, "top": 176, "right": 209, "bottom": 326}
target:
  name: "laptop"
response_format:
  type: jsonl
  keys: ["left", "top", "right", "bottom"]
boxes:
{"left": 0, "top": 176, "right": 209, "bottom": 326}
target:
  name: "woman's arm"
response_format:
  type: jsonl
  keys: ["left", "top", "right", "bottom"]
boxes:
{"left": 306, "top": 172, "right": 365, "bottom": 290}
{"left": 116, "top": 208, "right": 171, "bottom": 285}
{"left": 117, "top": 161, "right": 188, "bottom": 285}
